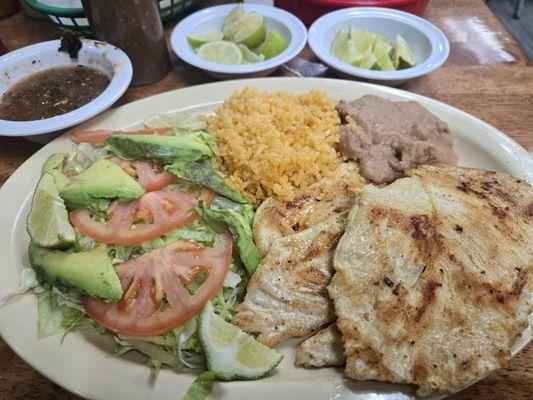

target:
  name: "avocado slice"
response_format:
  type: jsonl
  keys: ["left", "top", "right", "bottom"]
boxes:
{"left": 105, "top": 133, "right": 214, "bottom": 164}
{"left": 29, "top": 244, "right": 123, "bottom": 301}
{"left": 42, "top": 153, "right": 145, "bottom": 211}
{"left": 166, "top": 159, "right": 249, "bottom": 204}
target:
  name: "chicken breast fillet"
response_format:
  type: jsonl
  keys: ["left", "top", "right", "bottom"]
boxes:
{"left": 295, "top": 324, "right": 346, "bottom": 368}
{"left": 253, "top": 162, "right": 365, "bottom": 257}
{"left": 233, "top": 162, "right": 365, "bottom": 347}
{"left": 329, "top": 164, "right": 532, "bottom": 396}
{"left": 233, "top": 214, "right": 345, "bottom": 347}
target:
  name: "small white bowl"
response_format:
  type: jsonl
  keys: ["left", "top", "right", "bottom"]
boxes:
{"left": 308, "top": 7, "right": 450, "bottom": 86}
{"left": 171, "top": 4, "right": 307, "bottom": 80}
{"left": 0, "top": 39, "right": 132, "bottom": 140}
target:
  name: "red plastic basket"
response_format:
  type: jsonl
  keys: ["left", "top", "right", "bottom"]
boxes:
{"left": 275, "top": 0, "right": 430, "bottom": 25}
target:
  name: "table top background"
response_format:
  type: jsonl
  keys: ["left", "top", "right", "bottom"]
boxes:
{"left": 0, "top": 0, "right": 531, "bottom": 399}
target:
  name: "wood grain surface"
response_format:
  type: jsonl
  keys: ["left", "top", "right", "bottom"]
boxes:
{"left": 0, "top": 1, "right": 532, "bottom": 399}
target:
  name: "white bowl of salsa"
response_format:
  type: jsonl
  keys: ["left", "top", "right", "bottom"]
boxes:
{"left": 0, "top": 39, "right": 132, "bottom": 140}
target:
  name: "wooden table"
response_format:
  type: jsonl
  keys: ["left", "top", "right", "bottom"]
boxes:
{"left": 0, "top": 1, "right": 531, "bottom": 399}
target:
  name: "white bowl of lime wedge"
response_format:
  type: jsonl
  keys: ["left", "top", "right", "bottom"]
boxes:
{"left": 308, "top": 7, "right": 449, "bottom": 86}
{"left": 170, "top": 4, "right": 307, "bottom": 80}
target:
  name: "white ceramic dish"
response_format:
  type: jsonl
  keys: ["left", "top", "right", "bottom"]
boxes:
{"left": 0, "top": 39, "right": 132, "bottom": 140}
{"left": 170, "top": 4, "right": 307, "bottom": 79}
{"left": 0, "top": 78, "right": 531, "bottom": 400}
{"left": 308, "top": 7, "right": 450, "bottom": 85}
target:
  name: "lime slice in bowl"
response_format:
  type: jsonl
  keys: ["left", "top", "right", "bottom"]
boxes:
{"left": 197, "top": 40, "right": 243, "bottom": 65}
{"left": 222, "top": 4, "right": 244, "bottom": 31}
{"left": 394, "top": 34, "right": 416, "bottom": 69}
{"left": 331, "top": 29, "right": 363, "bottom": 65}
{"left": 255, "top": 29, "right": 288, "bottom": 60}
{"left": 224, "top": 12, "right": 266, "bottom": 49}
{"left": 238, "top": 44, "right": 265, "bottom": 63}
{"left": 199, "top": 302, "right": 283, "bottom": 380}
{"left": 373, "top": 38, "right": 395, "bottom": 71}
{"left": 187, "top": 31, "right": 224, "bottom": 49}
{"left": 27, "top": 173, "right": 75, "bottom": 248}
{"left": 354, "top": 48, "right": 379, "bottom": 70}
{"left": 350, "top": 27, "right": 378, "bottom": 54}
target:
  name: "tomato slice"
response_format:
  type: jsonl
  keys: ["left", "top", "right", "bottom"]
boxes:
{"left": 69, "top": 127, "right": 172, "bottom": 144}
{"left": 82, "top": 233, "right": 232, "bottom": 335}
{"left": 70, "top": 188, "right": 214, "bottom": 245}
{"left": 109, "top": 157, "right": 177, "bottom": 192}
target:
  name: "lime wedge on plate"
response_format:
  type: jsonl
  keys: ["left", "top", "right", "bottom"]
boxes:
{"left": 222, "top": 4, "right": 244, "bottom": 31}
{"left": 238, "top": 44, "right": 265, "bottom": 63}
{"left": 373, "top": 38, "right": 395, "bottom": 71}
{"left": 27, "top": 173, "right": 75, "bottom": 248}
{"left": 255, "top": 29, "right": 288, "bottom": 60}
{"left": 394, "top": 34, "right": 416, "bottom": 69}
{"left": 223, "top": 12, "right": 266, "bottom": 49}
{"left": 187, "top": 31, "right": 224, "bottom": 49}
{"left": 199, "top": 302, "right": 283, "bottom": 380}
{"left": 197, "top": 40, "right": 243, "bottom": 65}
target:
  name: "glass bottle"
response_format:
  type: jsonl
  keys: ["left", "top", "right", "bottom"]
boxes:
{"left": 82, "top": 0, "right": 170, "bottom": 86}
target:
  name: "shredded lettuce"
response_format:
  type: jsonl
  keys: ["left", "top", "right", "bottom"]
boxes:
{"left": 116, "top": 317, "right": 205, "bottom": 372}
{"left": 63, "top": 143, "right": 109, "bottom": 176}
{"left": 0, "top": 267, "right": 41, "bottom": 306}
{"left": 115, "top": 336, "right": 185, "bottom": 372}
{"left": 36, "top": 285, "right": 102, "bottom": 339}
{"left": 182, "top": 371, "right": 217, "bottom": 400}
{"left": 143, "top": 112, "right": 208, "bottom": 132}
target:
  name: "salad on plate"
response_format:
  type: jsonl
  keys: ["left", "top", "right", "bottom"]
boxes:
{"left": 19, "top": 112, "right": 282, "bottom": 399}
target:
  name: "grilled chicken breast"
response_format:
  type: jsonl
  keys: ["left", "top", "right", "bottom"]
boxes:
{"left": 295, "top": 324, "right": 346, "bottom": 368}
{"left": 233, "top": 214, "right": 344, "bottom": 347}
{"left": 235, "top": 163, "right": 364, "bottom": 347}
{"left": 253, "top": 162, "right": 365, "bottom": 257}
{"left": 329, "top": 164, "right": 532, "bottom": 396}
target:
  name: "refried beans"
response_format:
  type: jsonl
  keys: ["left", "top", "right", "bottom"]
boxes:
{"left": 337, "top": 95, "right": 458, "bottom": 184}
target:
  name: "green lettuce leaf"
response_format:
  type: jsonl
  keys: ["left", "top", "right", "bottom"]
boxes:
{"left": 182, "top": 371, "right": 217, "bottom": 400}
{"left": 166, "top": 159, "right": 249, "bottom": 204}
{"left": 150, "top": 225, "right": 216, "bottom": 249}
{"left": 197, "top": 203, "right": 260, "bottom": 276}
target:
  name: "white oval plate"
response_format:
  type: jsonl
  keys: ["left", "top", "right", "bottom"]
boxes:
{"left": 0, "top": 39, "right": 132, "bottom": 138}
{"left": 0, "top": 78, "right": 531, "bottom": 400}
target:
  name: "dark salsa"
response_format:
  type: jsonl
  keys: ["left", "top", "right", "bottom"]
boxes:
{"left": 0, "top": 65, "right": 110, "bottom": 121}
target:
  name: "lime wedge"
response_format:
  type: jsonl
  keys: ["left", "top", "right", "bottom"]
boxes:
{"left": 199, "top": 302, "right": 283, "bottom": 380}
{"left": 187, "top": 31, "right": 224, "bottom": 49}
{"left": 223, "top": 4, "right": 244, "bottom": 31}
{"left": 224, "top": 12, "right": 266, "bottom": 49}
{"left": 238, "top": 44, "right": 265, "bottom": 63}
{"left": 197, "top": 40, "right": 243, "bottom": 65}
{"left": 394, "top": 34, "right": 416, "bottom": 69}
{"left": 331, "top": 29, "right": 363, "bottom": 65}
{"left": 355, "top": 48, "right": 378, "bottom": 70}
{"left": 27, "top": 173, "right": 75, "bottom": 248}
{"left": 373, "top": 38, "right": 395, "bottom": 71}
{"left": 255, "top": 29, "right": 288, "bottom": 60}
{"left": 350, "top": 28, "right": 378, "bottom": 53}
